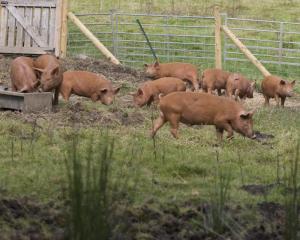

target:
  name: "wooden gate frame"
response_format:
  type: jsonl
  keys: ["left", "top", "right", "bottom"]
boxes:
{"left": 0, "top": 0, "right": 68, "bottom": 57}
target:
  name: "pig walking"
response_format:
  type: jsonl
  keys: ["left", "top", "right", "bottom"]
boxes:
{"left": 10, "top": 56, "right": 40, "bottom": 93}
{"left": 131, "top": 77, "right": 186, "bottom": 107}
{"left": 34, "top": 54, "right": 63, "bottom": 105}
{"left": 151, "top": 92, "right": 256, "bottom": 141}
{"left": 60, "top": 71, "right": 120, "bottom": 105}
{"left": 201, "top": 68, "right": 231, "bottom": 95}
{"left": 226, "top": 73, "right": 255, "bottom": 100}
{"left": 144, "top": 61, "right": 199, "bottom": 91}
{"left": 261, "top": 75, "right": 296, "bottom": 107}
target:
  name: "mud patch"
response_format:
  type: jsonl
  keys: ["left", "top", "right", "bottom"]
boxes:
{"left": 0, "top": 197, "right": 65, "bottom": 240}
{"left": 241, "top": 184, "right": 276, "bottom": 195}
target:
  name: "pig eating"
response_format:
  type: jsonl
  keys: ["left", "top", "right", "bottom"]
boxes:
{"left": 226, "top": 73, "right": 255, "bottom": 100}
{"left": 10, "top": 56, "right": 40, "bottom": 93}
{"left": 144, "top": 61, "right": 199, "bottom": 91}
{"left": 261, "top": 75, "right": 296, "bottom": 107}
{"left": 60, "top": 71, "right": 120, "bottom": 105}
{"left": 33, "top": 54, "right": 63, "bottom": 105}
{"left": 131, "top": 77, "right": 186, "bottom": 107}
{"left": 151, "top": 92, "right": 256, "bottom": 141}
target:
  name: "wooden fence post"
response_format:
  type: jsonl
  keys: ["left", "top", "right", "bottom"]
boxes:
{"left": 67, "top": 12, "right": 120, "bottom": 65}
{"left": 221, "top": 25, "right": 271, "bottom": 77}
{"left": 214, "top": 6, "right": 222, "bottom": 69}
{"left": 60, "top": 0, "right": 69, "bottom": 58}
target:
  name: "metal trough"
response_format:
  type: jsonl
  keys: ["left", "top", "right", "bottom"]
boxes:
{"left": 0, "top": 90, "right": 52, "bottom": 113}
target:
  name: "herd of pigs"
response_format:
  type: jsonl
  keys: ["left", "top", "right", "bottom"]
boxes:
{"left": 8, "top": 54, "right": 296, "bottom": 141}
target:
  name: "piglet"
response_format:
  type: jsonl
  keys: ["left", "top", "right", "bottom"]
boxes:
{"left": 261, "top": 75, "right": 296, "bottom": 107}
{"left": 201, "top": 68, "right": 231, "bottom": 95}
{"left": 226, "top": 73, "right": 255, "bottom": 100}
{"left": 144, "top": 61, "right": 199, "bottom": 91}
{"left": 33, "top": 54, "right": 63, "bottom": 105}
{"left": 10, "top": 56, "right": 40, "bottom": 93}
{"left": 151, "top": 92, "right": 256, "bottom": 141}
{"left": 60, "top": 71, "right": 120, "bottom": 105}
{"left": 130, "top": 77, "right": 186, "bottom": 107}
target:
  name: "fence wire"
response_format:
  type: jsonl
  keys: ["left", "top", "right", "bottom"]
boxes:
{"left": 67, "top": 12, "right": 300, "bottom": 79}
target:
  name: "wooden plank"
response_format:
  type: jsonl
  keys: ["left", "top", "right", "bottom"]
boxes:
{"left": 0, "top": 7, "right": 8, "bottom": 46}
{"left": 15, "top": 7, "right": 24, "bottom": 47}
{"left": 40, "top": 7, "right": 49, "bottom": 45}
{"left": 54, "top": 0, "right": 62, "bottom": 56}
{"left": 60, "top": 0, "right": 68, "bottom": 57}
{"left": 7, "top": 11, "right": 15, "bottom": 47}
{"left": 221, "top": 25, "right": 271, "bottom": 77}
{"left": 4, "top": 1, "right": 56, "bottom": 7}
{"left": 214, "top": 6, "right": 222, "bottom": 69}
{"left": 32, "top": 7, "right": 41, "bottom": 47}
{"left": 24, "top": 7, "right": 32, "bottom": 47}
{"left": 49, "top": 6, "right": 55, "bottom": 48}
{"left": 6, "top": 5, "right": 47, "bottom": 47}
{"left": 0, "top": 46, "right": 50, "bottom": 54}
{"left": 68, "top": 12, "right": 121, "bottom": 65}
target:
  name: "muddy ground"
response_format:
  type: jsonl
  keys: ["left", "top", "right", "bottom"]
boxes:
{"left": 0, "top": 55, "right": 298, "bottom": 239}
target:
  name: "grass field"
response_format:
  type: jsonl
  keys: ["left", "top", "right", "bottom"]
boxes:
{"left": 0, "top": 1, "right": 300, "bottom": 239}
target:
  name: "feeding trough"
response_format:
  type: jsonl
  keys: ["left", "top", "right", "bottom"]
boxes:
{"left": 0, "top": 90, "right": 53, "bottom": 113}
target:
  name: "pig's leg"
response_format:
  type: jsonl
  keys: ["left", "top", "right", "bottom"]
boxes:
{"left": 168, "top": 114, "right": 180, "bottom": 138}
{"left": 215, "top": 127, "right": 224, "bottom": 141}
{"left": 263, "top": 95, "right": 270, "bottom": 106}
{"left": 216, "top": 121, "right": 233, "bottom": 140}
{"left": 217, "top": 89, "right": 222, "bottom": 96}
{"left": 234, "top": 89, "right": 240, "bottom": 101}
{"left": 274, "top": 94, "right": 280, "bottom": 106}
{"left": 53, "top": 87, "right": 60, "bottom": 105}
{"left": 280, "top": 97, "right": 286, "bottom": 107}
{"left": 207, "top": 87, "right": 213, "bottom": 95}
{"left": 191, "top": 77, "right": 199, "bottom": 91}
{"left": 151, "top": 112, "right": 166, "bottom": 137}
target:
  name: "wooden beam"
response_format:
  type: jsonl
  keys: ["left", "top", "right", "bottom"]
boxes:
{"left": 214, "top": 6, "right": 222, "bottom": 69}
{"left": 2, "top": 0, "right": 56, "bottom": 7}
{"left": 6, "top": 5, "right": 48, "bottom": 47}
{"left": 221, "top": 25, "right": 271, "bottom": 77}
{"left": 67, "top": 12, "right": 121, "bottom": 65}
{"left": 0, "top": 47, "right": 50, "bottom": 54}
{"left": 60, "top": 0, "right": 69, "bottom": 58}
{"left": 54, "top": 0, "right": 62, "bottom": 56}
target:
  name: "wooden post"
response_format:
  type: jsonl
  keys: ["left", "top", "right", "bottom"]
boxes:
{"left": 221, "top": 25, "right": 271, "bottom": 77}
{"left": 60, "top": 0, "right": 69, "bottom": 58}
{"left": 54, "top": 0, "right": 62, "bottom": 56}
{"left": 214, "top": 6, "right": 222, "bottom": 69}
{"left": 67, "top": 12, "right": 121, "bottom": 65}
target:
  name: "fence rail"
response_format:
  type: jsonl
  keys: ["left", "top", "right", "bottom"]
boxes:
{"left": 67, "top": 12, "right": 300, "bottom": 79}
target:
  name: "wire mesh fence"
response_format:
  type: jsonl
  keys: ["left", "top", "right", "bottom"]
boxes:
{"left": 67, "top": 11, "right": 300, "bottom": 79}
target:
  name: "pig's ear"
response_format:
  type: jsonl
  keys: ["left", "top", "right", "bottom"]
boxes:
{"left": 240, "top": 109, "right": 255, "bottom": 119}
{"left": 233, "top": 73, "right": 239, "bottom": 81}
{"left": 280, "top": 80, "right": 286, "bottom": 85}
{"left": 33, "top": 67, "right": 45, "bottom": 73}
{"left": 154, "top": 61, "right": 159, "bottom": 68}
{"left": 137, "top": 88, "right": 144, "bottom": 96}
{"left": 113, "top": 87, "right": 120, "bottom": 94}
{"left": 129, "top": 92, "right": 136, "bottom": 96}
{"left": 291, "top": 80, "right": 296, "bottom": 86}
{"left": 144, "top": 64, "right": 148, "bottom": 67}
{"left": 100, "top": 88, "right": 108, "bottom": 94}
{"left": 51, "top": 66, "right": 59, "bottom": 76}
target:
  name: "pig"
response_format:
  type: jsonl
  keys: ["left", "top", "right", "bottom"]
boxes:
{"left": 33, "top": 54, "right": 63, "bottom": 105}
{"left": 10, "top": 56, "right": 40, "bottom": 93}
{"left": 151, "top": 92, "right": 256, "bottom": 141}
{"left": 226, "top": 73, "right": 255, "bottom": 100}
{"left": 144, "top": 61, "right": 199, "bottom": 91}
{"left": 261, "top": 75, "right": 296, "bottom": 107}
{"left": 130, "top": 77, "right": 186, "bottom": 107}
{"left": 60, "top": 71, "right": 120, "bottom": 105}
{"left": 201, "top": 68, "right": 231, "bottom": 95}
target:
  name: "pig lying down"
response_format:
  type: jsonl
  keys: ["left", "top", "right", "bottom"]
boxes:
{"left": 261, "top": 75, "right": 296, "bottom": 107}
{"left": 60, "top": 71, "right": 120, "bottom": 105}
{"left": 10, "top": 56, "right": 40, "bottom": 93}
{"left": 130, "top": 77, "right": 186, "bottom": 107}
{"left": 151, "top": 92, "right": 256, "bottom": 141}
{"left": 144, "top": 61, "right": 199, "bottom": 91}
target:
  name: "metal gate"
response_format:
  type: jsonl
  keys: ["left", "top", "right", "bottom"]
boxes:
{"left": 0, "top": 0, "right": 61, "bottom": 55}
